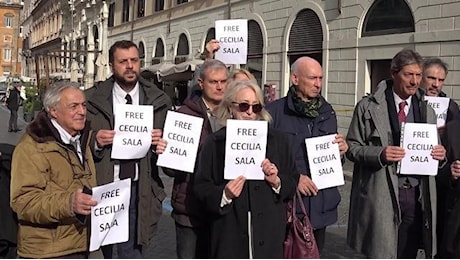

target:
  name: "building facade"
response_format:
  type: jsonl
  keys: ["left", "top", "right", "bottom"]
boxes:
{"left": 21, "top": 0, "right": 110, "bottom": 89}
{"left": 105, "top": 0, "right": 460, "bottom": 134}
{"left": 0, "top": 0, "right": 23, "bottom": 77}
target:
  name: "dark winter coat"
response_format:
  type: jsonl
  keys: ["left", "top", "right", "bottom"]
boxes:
{"left": 346, "top": 80, "right": 438, "bottom": 258}
{"left": 85, "top": 76, "right": 172, "bottom": 246}
{"left": 193, "top": 127, "right": 299, "bottom": 258}
{"left": 6, "top": 87, "right": 20, "bottom": 111}
{"left": 163, "top": 90, "right": 213, "bottom": 227}
{"left": 266, "top": 92, "right": 341, "bottom": 229}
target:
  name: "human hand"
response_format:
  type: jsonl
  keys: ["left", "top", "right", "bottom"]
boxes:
{"left": 224, "top": 175, "right": 246, "bottom": 199}
{"left": 261, "top": 159, "right": 280, "bottom": 189}
{"left": 205, "top": 39, "right": 220, "bottom": 59}
{"left": 155, "top": 138, "right": 168, "bottom": 154}
{"left": 297, "top": 174, "right": 318, "bottom": 196}
{"left": 381, "top": 146, "right": 405, "bottom": 163}
{"left": 451, "top": 160, "right": 460, "bottom": 179}
{"left": 334, "top": 133, "right": 348, "bottom": 155}
{"left": 431, "top": 144, "right": 446, "bottom": 161}
{"left": 151, "top": 129, "right": 163, "bottom": 146}
{"left": 72, "top": 188, "right": 97, "bottom": 216}
{"left": 95, "top": 129, "right": 115, "bottom": 147}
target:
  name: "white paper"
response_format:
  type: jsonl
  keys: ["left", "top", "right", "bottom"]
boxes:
{"left": 305, "top": 134, "right": 344, "bottom": 190}
{"left": 224, "top": 119, "right": 267, "bottom": 180}
{"left": 214, "top": 19, "right": 248, "bottom": 65}
{"left": 89, "top": 178, "right": 131, "bottom": 252}
{"left": 111, "top": 104, "right": 153, "bottom": 159}
{"left": 157, "top": 111, "right": 204, "bottom": 173}
{"left": 424, "top": 96, "right": 450, "bottom": 128}
{"left": 399, "top": 123, "right": 438, "bottom": 175}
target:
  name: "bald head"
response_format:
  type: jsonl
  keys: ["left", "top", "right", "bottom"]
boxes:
{"left": 290, "top": 57, "right": 323, "bottom": 102}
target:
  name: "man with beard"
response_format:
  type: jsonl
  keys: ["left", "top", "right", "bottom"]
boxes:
{"left": 85, "top": 40, "right": 172, "bottom": 258}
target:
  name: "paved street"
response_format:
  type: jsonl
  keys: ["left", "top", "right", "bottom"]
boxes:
{"left": 1, "top": 103, "right": 364, "bottom": 258}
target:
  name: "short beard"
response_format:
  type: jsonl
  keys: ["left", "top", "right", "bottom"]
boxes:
{"left": 113, "top": 72, "right": 138, "bottom": 90}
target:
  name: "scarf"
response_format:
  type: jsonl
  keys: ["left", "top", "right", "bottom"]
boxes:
{"left": 289, "top": 85, "right": 323, "bottom": 118}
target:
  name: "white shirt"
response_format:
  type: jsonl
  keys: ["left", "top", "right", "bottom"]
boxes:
{"left": 112, "top": 82, "right": 140, "bottom": 181}
{"left": 51, "top": 119, "right": 83, "bottom": 163}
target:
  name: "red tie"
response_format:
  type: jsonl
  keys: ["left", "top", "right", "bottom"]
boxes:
{"left": 398, "top": 101, "right": 407, "bottom": 123}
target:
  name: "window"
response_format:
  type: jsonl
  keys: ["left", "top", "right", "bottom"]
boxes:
{"left": 6, "top": 0, "right": 12, "bottom": 4}
{"left": 138, "top": 41, "right": 145, "bottom": 67}
{"left": 137, "top": 0, "right": 145, "bottom": 18}
{"left": 122, "top": 0, "right": 130, "bottom": 23}
{"left": 177, "top": 0, "right": 188, "bottom": 4}
{"left": 155, "top": 0, "right": 164, "bottom": 12}
{"left": 108, "top": 3, "right": 115, "bottom": 27}
{"left": 362, "top": 0, "right": 414, "bottom": 36}
{"left": 3, "top": 48, "right": 12, "bottom": 61}
{"left": 4, "top": 14, "right": 13, "bottom": 28}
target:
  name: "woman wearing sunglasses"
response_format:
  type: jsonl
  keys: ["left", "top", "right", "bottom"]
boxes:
{"left": 191, "top": 80, "right": 299, "bottom": 258}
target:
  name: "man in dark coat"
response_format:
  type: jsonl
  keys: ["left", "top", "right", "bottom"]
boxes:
{"left": 6, "top": 83, "right": 21, "bottom": 132}
{"left": 85, "top": 40, "right": 172, "bottom": 258}
{"left": 161, "top": 59, "right": 228, "bottom": 258}
{"left": 266, "top": 57, "right": 348, "bottom": 254}
{"left": 419, "top": 57, "right": 460, "bottom": 258}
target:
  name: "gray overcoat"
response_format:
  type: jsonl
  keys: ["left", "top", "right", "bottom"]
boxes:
{"left": 346, "top": 80, "right": 438, "bottom": 258}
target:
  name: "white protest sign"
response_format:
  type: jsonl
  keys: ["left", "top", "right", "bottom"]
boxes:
{"left": 224, "top": 119, "right": 267, "bottom": 180}
{"left": 305, "top": 134, "right": 344, "bottom": 190}
{"left": 111, "top": 104, "right": 153, "bottom": 159}
{"left": 157, "top": 111, "right": 204, "bottom": 173}
{"left": 424, "top": 96, "right": 450, "bottom": 127}
{"left": 90, "top": 178, "right": 131, "bottom": 252}
{"left": 214, "top": 19, "right": 248, "bottom": 65}
{"left": 399, "top": 123, "right": 438, "bottom": 175}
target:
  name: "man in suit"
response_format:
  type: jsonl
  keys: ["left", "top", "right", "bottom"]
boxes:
{"left": 346, "top": 49, "right": 446, "bottom": 258}
{"left": 85, "top": 40, "right": 172, "bottom": 258}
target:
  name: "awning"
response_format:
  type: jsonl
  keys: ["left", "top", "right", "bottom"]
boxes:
{"left": 158, "top": 59, "right": 203, "bottom": 82}
{"left": 140, "top": 63, "right": 175, "bottom": 81}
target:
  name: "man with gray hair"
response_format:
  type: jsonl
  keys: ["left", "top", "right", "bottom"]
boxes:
{"left": 346, "top": 49, "right": 446, "bottom": 258}
{"left": 10, "top": 81, "right": 98, "bottom": 258}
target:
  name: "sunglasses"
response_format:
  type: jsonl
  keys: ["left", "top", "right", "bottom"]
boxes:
{"left": 232, "top": 102, "right": 263, "bottom": 113}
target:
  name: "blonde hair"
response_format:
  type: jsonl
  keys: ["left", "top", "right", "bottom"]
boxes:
{"left": 228, "top": 68, "right": 257, "bottom": 86}
{"left": 214, "top": 80, "right": 272, "bottom": 126}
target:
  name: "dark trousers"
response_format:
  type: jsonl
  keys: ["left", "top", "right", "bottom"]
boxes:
{"left": 175, "top": 223, "right": 209, "bottom": 258}
{"left": 8, "top": 109, "right": 18, "bottom": 131}
{"left": 397, "top": 186, "right": 423, "bottom": 259}
{"left": 313, "top": 227, "right": 326, "bottom": 254}
{"left": 102, "top": 182, "right": 142, "bottom": 259}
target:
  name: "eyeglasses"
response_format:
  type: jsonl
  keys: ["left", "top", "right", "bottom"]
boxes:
{"left": 232, "top": 102, "right": 263, "bottom": 113}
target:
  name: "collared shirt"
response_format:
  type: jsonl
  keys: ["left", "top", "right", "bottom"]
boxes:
{"left": 112, "top": 82, "right": 140, "bottom": 181}
{"left": 51, "top": 119, "right": 83, "bottom": 163}
{"left": 393, "top": 92, "right": 412, "bottom": 116}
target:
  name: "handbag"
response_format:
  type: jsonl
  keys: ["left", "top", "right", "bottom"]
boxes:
{"left": 283, "top": 191, "right": 320, "bottom": 259}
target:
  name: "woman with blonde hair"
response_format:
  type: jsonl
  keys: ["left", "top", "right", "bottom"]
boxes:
{"left": 192, "top": 79, "right": 299, "bottom": 258}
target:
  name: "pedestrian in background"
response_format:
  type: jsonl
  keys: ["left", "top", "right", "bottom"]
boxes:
{"left": 6, "top": 82, "right": 21, "bottom": 132}
{"left": 10, "top": 81, "right": 98, "bottom": 258}
{"left": 85, "top": 40, "right": 172, "bottom": 258}
{"left": 160, "top": 59, "right": 229, "bottom": 258}
{"left": 266, "top": 56, "right": 348, "bottom": 255}
{"left": 346, "top": 49, "right": 446, "bottom": 258}
{"left": 189, "top": 80, "right": 298, "bottom": 258}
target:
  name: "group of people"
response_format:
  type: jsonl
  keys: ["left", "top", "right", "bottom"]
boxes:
{"left": 6, "top": 38, "right": 460, "bottom": 260}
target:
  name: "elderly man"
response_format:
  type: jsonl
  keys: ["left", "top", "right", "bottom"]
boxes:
{"left": 10, "top": 81, "right": 98, "bottom": 258}
{"left": 266, "top": 56, "right": 348, "bottom": 255}
{"left": 85, "top": 40, "right": 172, "bottom": 258}
{"left": 346, "top": 49, "right": 446, "bottom": 258}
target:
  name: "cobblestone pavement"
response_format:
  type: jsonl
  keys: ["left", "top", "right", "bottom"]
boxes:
{"left": 1, "top": 105, "right": 365, "bottom": 258}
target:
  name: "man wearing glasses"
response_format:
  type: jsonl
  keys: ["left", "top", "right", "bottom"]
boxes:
{"left": 160, "top": 59, "right": 228, "bottom": 258}
{"left": 10, "top": 81, "right": 98, "bottom": 258}
{"left": 266, "top": 57, "right": 348, "bottom": 256}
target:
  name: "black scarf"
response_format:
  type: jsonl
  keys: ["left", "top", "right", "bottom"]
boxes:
{"left": 289, "top": 85, "right": 323, "bottom": 118}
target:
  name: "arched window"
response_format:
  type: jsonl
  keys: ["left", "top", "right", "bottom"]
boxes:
{"left": 176, "top": 33, "right": 189, "bottom": 64}
{"left": 243, "top": 20, "right": 263, "bottom": 86}
{"left": 288, "top": 9, "right": 323, "bottom": 65}
{"left": 138, "top": 41, "right": 145, "bottom": 67}
{"left": 3, "top": 13, "right": 14, "bottom": 28}
{"left": 362, "top": 0, "right": 414, "bottom": 37}
{"left": 152, "top": 38, "right": 164, "bottom": 64}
